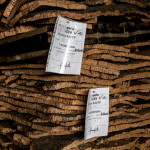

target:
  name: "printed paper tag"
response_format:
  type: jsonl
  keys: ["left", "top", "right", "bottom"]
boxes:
{"left": 46, "top": 16, "right": 87, "bottom": 75}
{"left": 84, "top": 88, "right": 109, "bottom": 141}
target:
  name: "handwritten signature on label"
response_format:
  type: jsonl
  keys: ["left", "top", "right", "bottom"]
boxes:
{"left": 58, "top": 62, "right": 71, "bottom": 71}
{"left": 88, "top": 126, "right": 99, "bottom": 133}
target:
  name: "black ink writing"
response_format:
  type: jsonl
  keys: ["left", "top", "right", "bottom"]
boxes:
{"left": 58, "top": 33, "right": 76, "bottom": 39}
{"left": 67, "top": 27, "right": 74, "bottom": 31}
{"left": 65, "top": 30, "right": 72, "bottom": 34}
{"left": 74, "top": 49, "right": 83, "bottom": 52}
{"left": 91, "top": 94, "right": 107, "bottom": 101}
{"left": 58, "top": 63, "right": 63, "bottom": 70}
{"left": 99, "top": 94, "right": 107, "bottom": 100}
{"left": 88, "top": 126, "right": 99, "bottom": 134}
{"left": 65, "top": 62, "right": 71, "bottom": 70}
{"left": 58, "top": 62, "right": 71, "bottom": 71}
{"left": 89, "top": 110, "right": 101, "bottom": 114}
{"left": 101, "top": 112, "right": 108, "bottom": 115}
{"left": 92, "top": 94, "right": 99, "bottom": 97}
{"left": 74, "top": 30, "right": 83, "bottom": 36}
{"left": 89, "top": 110, "right": 108, "bottom": 116}
{"left": 59, "top": 43, "right": 67, "bottom": 47}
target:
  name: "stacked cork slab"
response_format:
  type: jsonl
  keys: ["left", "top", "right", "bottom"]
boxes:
{"left": 0, "top": 0, "right": 150, "bottom": 149}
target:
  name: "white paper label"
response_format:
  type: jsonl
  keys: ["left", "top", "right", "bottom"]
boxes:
{"left": 84, "top": 88, "right": 109, "bottom": 141}
{"left": 46, "top": 16, "right": 87, "bottom": 75}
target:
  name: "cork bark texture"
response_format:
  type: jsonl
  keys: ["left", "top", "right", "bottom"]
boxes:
{"left": 0, "top": 0, "right": 150, "bottom": 150}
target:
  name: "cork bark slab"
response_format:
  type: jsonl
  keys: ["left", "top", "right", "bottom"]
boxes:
{"left": 84, "top": 0, "right": 113, "bottom": 5}
{"left": 0, "top": 25, "right": 36, "bottom": 39}
{"left": 0, "top": 26, "right": 49, "bottom": 45}
{"left": 8, "top": 4, "right": 150, "bottom": 27}
{"left": 116, "top": 0, "right": 148, "bottom": 8}
{"left": 0, "top": 0, "right": 150, "bottom": 149}
{"left": 1, "top": 0, "right": 30, "bottom": 25}
{"left": 0, "top": 0, "right": 6, "bottom": 5}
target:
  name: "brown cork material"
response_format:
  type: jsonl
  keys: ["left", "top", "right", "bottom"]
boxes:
{"left": 0, "top": 0, "right": 6, "bottom": 5}
{"left": 116, "top": 0, "right": 148, "bottom": 8}
{"left": 0, "top": 26, "right": 49, "bottom": 45}
{"left": 0, "top": 25, "right": 36, "bottom": 39}
{"left": 0, "top": 0, "right": 150, "bottom": 149}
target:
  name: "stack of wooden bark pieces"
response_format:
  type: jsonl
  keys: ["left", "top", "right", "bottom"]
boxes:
{"left": 0, "top": 0, "right": 150, "bottom": 149}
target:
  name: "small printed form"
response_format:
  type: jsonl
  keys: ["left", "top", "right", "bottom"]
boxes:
{"left": 46, "top": 16, "right": 87, "bottom": 75}
{"left": 84, "top": 88, "right": 109, "bottom": 141}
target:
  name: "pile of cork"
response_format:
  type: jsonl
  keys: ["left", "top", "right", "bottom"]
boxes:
{"left": 0, "top": 0, "right": 150, "bottom": 149}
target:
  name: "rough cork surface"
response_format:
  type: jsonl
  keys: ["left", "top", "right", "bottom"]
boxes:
{"left": 0, "top": 0, "right": 150, "bottom": 150}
